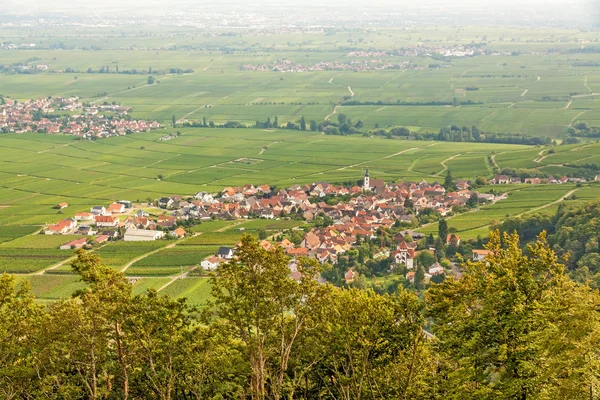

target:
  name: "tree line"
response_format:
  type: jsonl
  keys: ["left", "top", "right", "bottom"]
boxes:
{"left": 2, "top": 230, "right": 600, "bottom": 399}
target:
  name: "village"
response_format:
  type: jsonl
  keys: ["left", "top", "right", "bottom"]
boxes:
{"left": 43, "top": 170, "right": 501, "bottom": 286}
{"left": 240, "top": 59, "right": 419, "bottom": 73}
{"left": 0, "top": 96, "right": 160, "bottom": 137}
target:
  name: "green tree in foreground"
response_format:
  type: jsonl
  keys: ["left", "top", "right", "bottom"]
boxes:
{"left": 427, "top": 230, "right": 600, "bottom": 399}
{"left": 2, "top": 232, "right": 600, "bottom": 398}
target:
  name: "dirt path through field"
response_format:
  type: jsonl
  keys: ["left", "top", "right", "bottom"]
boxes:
{"left": 204, "top": 56, "right": 223, "bottom": 71}
{"left": 569, "top": 110, "right": 588, "bottom": 126}
{"left": 337, "top": 143, "right": 437, "bottom": 171}
{"left": 325, "top": 105, "right": 339, "bottom": 121}
{"left": 564, "top": 100, "right": 573, "bottom": 109}
{"left": 534, "top": 149, "right": 548, "bottom": 163}
{"left": 490, "top": 153, "right": 500, "bottom": 170}
{"left": 38, "top": 142, "right": 71, "bottom": 154}
{"left": 515, "top": 188, "right": 579, "bottom": 217}
{"left": 259, "top": 141, "right": 280, "bottom": 155}
{"left": 435, "top": 153, "right": 462, "bottom": 176}
{"left": 521, "top": 89, "right": 528, "bottom": 97}
{"left": 347, "top": 86, "right": 354, "bottom": 97}
{"left": 156, "top": 267, "right": 200, "bottom": 292}
{"left": 120, "top": 241, "right": 177, "bottom": 273}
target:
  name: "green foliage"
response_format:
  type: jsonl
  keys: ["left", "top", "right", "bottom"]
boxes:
{"left": 427, "top": 230, "right": 600, "bottom": 398}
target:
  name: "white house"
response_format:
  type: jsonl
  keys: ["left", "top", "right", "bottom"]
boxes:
{"left": 91, "top": 206, "right": 107, "bottom": 216}
{"left": 428, "top": 263, "right": 445, "bottom": 276}
{"left": 201, "top": 256, "right": 221, "bottom": 271}
{"left": 472, "top": 249, "right": 492, "bottom": 262}
{"left": 124, "top": 229, "right": 165, "bottom": 242}
{"left": 217, "top": 247, "right": 234, "bottom": 260}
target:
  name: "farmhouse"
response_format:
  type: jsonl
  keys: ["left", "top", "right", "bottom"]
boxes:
{"left": 95, "top": 215, "right": 119, "bottom": 228}
{"left": 158, "top": 197, "right": 175, "bottom": 209}
{"left": 124, "top": 229, "right": 165, "bottom": 242}
{"left": 171, "top": 227, "right": 186, "bottom": 239}
{"left": 107, "top": 202, "right": 125, "bottom": 214}
{"left": 428, "top": 263, "right": 445, "bottom": 276}
{"left": 91, "top": 206, "right": 107, "bottom": 216}
{"left": 46, "top": 219, "right": 76, "bottom": 235}
{"left": 56, "top": 202, "right": 69, "bottom": 209}
{"left": 75, "top": 212, "right": 94, "bottom": 221}
{"left": 201, "top": 256, "right": 221, "bottom": 271}
{"left": 60, "top": 238, "right": 88, "bottom": 250}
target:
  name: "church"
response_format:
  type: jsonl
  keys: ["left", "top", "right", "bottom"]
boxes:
{"left": 362, "top": 169, "right": 386, "bottom": 193}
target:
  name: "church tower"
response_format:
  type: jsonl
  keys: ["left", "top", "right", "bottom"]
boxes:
{"left": 363, "top": 168, "right": 371, "bottom": 191}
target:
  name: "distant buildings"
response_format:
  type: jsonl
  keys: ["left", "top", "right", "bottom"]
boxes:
{"left": 124, "top": 229, "right": 165, "bottom": 242}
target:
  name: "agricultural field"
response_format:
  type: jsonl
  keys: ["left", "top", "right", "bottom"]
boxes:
{"left": 1, "top": 27, "right": 600, "bottom": 137}
{"left": 2, "top": 25, "right": 600, "bottom": 304}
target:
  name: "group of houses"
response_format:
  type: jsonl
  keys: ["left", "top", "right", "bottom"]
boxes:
{"left": 45, "top": 200, "right": 187, "bottom": 250}
{"left": 160, "top": 170, "right": 490, "bottom": 225}
{"left": 240, "top": 59, "right": 414, "bottom": 73}
{"left": 490, "top": 174, "right": 593, "bottom": 185}
{"left": 45, "top": 170, "right": 500, "bottom": 285}
{"left": 152, "top": 171, "right": 499, "bottom": 279}
{"left": 0, "top": 96, "right": 160, "bottom": 137}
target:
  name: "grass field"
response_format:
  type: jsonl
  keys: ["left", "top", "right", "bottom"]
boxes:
{"left": 2, "top": 25, "right": 600, "bottom": 303}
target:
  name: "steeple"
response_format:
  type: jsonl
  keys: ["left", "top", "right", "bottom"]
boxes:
{"left": 363, "top": 168, "right": 371, "bottom": 191}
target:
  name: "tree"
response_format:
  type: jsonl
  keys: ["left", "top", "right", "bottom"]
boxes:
{"left": 258, "top": 228, "right": 268, "bottom": 240}
{"left": 172, "top": 115, "right": 176, "bottom": 127}
{"left": 438, "top": 219, "right": 449, "bottom": 242}
{"left": 337, "top": 113, "right": 347, "bottom": 125}
{"left": 0, "top": 275, "right": 44, "bottom": 397}
{"left": 208, "top": 235, "right": 323, "bottom": 399}
{"left": 475, "top": 176, "right": 487, "bottom": 186}
{"left": 427, "top": 231, "right": 600, "bottom": 398}
{"left": 467, "top": 192, "right": 479, "bottom": 208}
{"left": 202, "top": 117, "right": 207, "bottom": 127}
{"left": 273, "top": 116, "right": 278, "bottom": 128}
{"left": 416, "top": 250, "right": 436, "bottom": 268}
{"left": 443, "top": 169, "right": 454, "bottom": 190}
{"left": 147, "top": 76, "right": 155, "bottom": 85}
{"left": 266, "top": 117, "right": 271, "bottom": 129}
{"left": 309, "top": 120, "right": 318, "bottom": 131}
{"left": 414, "top": 264, "right": 426, "bottom": 290}
{"left": 301, "top": 287, "right": 436, "bottom": 398}
{"left": 300, "top": 116, "right": 306, "bottom": 131}
{"left": 355, "top": 120, "right": 364, "bottom": 129}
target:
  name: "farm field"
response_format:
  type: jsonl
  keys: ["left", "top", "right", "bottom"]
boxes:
{"left": 2, "top": 25, "right": 600, "bottom": 305}
{"left": 3, "top": 130, "right": 599, "bottom": 228}
{"left": 2, "top": 27, "right": 600, "bottom": 137}
{"left": 2, "top": 129, "right": 599, "bottom": 302}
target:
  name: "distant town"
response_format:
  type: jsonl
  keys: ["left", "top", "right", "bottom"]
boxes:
{"left": 0, "top": 96, "right": 160, "bottom": 138}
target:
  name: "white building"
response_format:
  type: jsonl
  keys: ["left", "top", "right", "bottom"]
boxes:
{"left": 124, "top": 229, "right": 165, "bottom": 242}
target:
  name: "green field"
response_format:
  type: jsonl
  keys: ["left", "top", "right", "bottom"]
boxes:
{"left": 2, "top": 26, "right": 600, "bottom": 137}
{"left": 2, "top": 24, "right": 600, "bottom": 304}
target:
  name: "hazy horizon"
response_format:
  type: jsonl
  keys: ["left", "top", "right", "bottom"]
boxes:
{"left": 0, "top": 0, "right": 597, "bottom": 28}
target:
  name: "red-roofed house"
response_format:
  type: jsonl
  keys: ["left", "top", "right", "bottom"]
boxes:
{"left": 60, "top": 238, "right": 88, "bottom": 250}
{"left": 472, "top": 249, "right": 492, "bottom": 261}
{"left": 171, "top": 227, "right": 186, "bottom": 239}
{"left": 107, "top": 202, "right": 125, "bottom": 214}
{"left": 95, "top": 215, "right": 119, "bottom": 228}
{"left": 345, "top": 269, "right": 358, "bottom": 284}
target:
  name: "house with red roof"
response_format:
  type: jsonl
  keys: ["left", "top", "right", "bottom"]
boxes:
{"left": 94, "top": 215, "right": 119, "bottom": 228}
